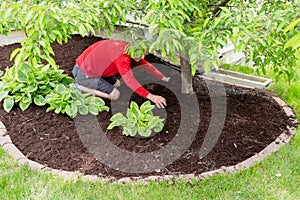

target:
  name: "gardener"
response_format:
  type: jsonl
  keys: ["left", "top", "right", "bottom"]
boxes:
{"left": 72, "top": 39, "right": 170, "bottom": 108}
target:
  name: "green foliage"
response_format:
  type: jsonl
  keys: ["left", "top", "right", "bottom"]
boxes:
{"left": 0, "top": 62, "right": 108, "bottom": 118}
{"left": 0, "top": 0, "right": 132, "bottom": 68}
{"left": 0, "top": 62, "right": 72, "bottom": 112}
{"left": 0, "top": 0, "right": 123, "bottom": 117}
{"left": 0, "top": 0, "right": 299, "bottom": 110}
{"left": 125, "top": 38, "right": 150, "bottom": 59}
{"left": 107, "top": 101, "right": 164, "bottom": 137}
{"left": 45, "top": 84, "right": 109, "bottom": 118}
{"left": 137, "top": 0, "right": 299, "bottom": 83}
{"left": 216, "top": 2, "right": 299, "bottom": 83}
{"left": 284, "top": 17, "right": 300, "bottom": 63}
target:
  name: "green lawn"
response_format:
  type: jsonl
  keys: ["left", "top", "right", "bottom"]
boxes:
{"left": 1, "top": 65, "right": 299, "bottom": 200}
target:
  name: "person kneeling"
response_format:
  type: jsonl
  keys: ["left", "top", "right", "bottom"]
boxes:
{"left": 72, "top": 39, "right": 170, "bottom": 108}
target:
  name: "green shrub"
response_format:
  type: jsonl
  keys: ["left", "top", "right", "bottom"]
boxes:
{"left": 0, "top": 62, "right": 109, "bottom": 118}
{"left": 0, "top": 62, "right": 72, "bottom": 112}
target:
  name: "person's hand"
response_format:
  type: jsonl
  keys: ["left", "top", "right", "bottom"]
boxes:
{"left": 147, "top": 93, "right": 167, "bottom": 109}
{"left": 161, "top": 76, "right": 170, "bottom": 82}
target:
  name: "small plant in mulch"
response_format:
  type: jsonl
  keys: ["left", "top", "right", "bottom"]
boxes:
{"left": 107, "top": 101, "right": 164, "bottom": 137}
{"left": 45, "top": 84, "right": 109, "bottom": 118}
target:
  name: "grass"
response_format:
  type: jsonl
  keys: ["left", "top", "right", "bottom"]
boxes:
{"left": 1, "top": 64, "right": 300, "bottom": 199}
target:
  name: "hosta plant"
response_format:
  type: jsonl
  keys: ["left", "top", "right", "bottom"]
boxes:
{"left": 45, "top": 84, "right": 109, "bottom": 118}
{"left": 0, "top": 62, "right": 73, "bottom": 112}
{"left": 0, "top": 62, "right": 109, "bottom": 118}
{"left": 107, "top": 101, "right": 164, "bottom": 137}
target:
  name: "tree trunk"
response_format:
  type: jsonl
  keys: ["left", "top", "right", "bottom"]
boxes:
{"left": 180, "top": 55, "right": 194, "bottom": 94}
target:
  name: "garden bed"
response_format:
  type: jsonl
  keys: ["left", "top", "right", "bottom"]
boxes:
{"left": 0, "top": 35, "right": 297, "bottom": 180}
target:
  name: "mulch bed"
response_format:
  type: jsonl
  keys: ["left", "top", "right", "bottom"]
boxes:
{"left": 0, "top": 35, "right": 296, "bottom": 179}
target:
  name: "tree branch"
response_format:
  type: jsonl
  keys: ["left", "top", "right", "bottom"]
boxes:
{"left": 125, "top": 20, "right": 149, "bottom": 28}
{"left": 211, "top": 0, "right": 232, "bottom": 16}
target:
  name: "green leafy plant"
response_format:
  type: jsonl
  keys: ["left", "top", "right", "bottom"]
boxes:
{"left": 0, "top": 62, "right": 73, "bottom": 112}
{"left": 0, "top": 62, "right": 109, "bottom": 118}
{"left": 284, "top": 18, "right": 300, "bottom": 72}
{"left": 107, "top": 101, "right": 164, "bottom": 137}
{"left": 45, "top": 84, "right": 109, "bottom": 118}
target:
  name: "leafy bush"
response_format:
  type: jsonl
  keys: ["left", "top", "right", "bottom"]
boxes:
{"left": 0, "top": 62, "right": 109, "bottom": 118}
{"left": 107, "top": 101, "right": 164, "bottom": 137}
{"left": 45, "top": 84, "right": 109, "bottom": 118}
{"left": 0, "top": 62, "right": 73, "bottom": 112}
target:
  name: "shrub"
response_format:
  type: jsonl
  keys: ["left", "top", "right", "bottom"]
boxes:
{"left": 0, "top": 62, "right": 72, "bottom": 112}
{"left": 0, "top": 62, "right": 109, "bottom": 118}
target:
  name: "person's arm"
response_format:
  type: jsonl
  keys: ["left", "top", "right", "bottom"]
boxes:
{"left": 114, "top": 55, "right": 148, "bottom": 97}
{"left": 136, "top": 59, "right": 170, "bottom": 82}
{"left": 78, "top": 84, "right": 120, "bottom": 100}
{"left": 76, "top": 84, "right": 111, "bottom": 99}
{"left": 115, "top": 55, "right": 167, "bottom": 108}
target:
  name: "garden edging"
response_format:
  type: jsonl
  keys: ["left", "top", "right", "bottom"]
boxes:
{"left": 0, "top": 95, "right": 298, "bottom": 184}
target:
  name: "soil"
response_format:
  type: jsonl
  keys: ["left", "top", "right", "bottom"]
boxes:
{"left": 0, "top": 35, "right": 296, "bottom": 179}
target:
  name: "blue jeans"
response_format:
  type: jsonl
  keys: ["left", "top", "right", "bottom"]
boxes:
{"left": 72, "top": 64, "right": 117, "bottom": 94}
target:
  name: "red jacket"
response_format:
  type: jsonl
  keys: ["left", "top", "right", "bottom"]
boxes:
{"left": 76, "top": 40, "right": 164, "bottom": 98}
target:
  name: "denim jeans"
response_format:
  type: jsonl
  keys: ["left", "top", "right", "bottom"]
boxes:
{"left": 72, "top": 64, "right": 116, "bottom": 94}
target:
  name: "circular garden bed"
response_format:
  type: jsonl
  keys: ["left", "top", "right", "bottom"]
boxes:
{"left": 0, "top": 35, "right": 297, "bottom": 182}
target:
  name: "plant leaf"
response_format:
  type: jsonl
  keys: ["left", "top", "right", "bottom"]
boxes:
{"left": 16, "top": 69, "right": 28, "bottom": 83}
{"left": 78, "top": 105, "right": 89, "bottom": 115}
{"left": 19, "top": 98, "right": 31, "bottom": 111}
{"left": 107, "top": 120, "right": 121, "bottom": 130}
{"left": 123, "top": 127, "right": 137, "bottom": 137}
{"left": 27, "top": 84, "right": 38, "bottom": 93}
{"left": 34, "top": 95, "right": 46, "bottom": 106}
{"left": 0, "top": 90, "right": 9, "bottom": 102}
{"left": 55, "top": 84, "right": 67, "bottom": 94}
{"left": 3, "top": 96, "right": 14, "bottom": 112}
{"left": 284, "top": 32, "right": 300, "bottom": 50}
{"left": 122, "top": 128, "right": 131, "bottom": 136}
{"left": 138, "top": 127, "right": 152, "bottom": 137}
{"left": 93, "top": 97, "right": 105, "bottom": 106}
{"left": 46, "top": 106, "right": 55, "bottom": 112}
{"left": 110, "top": 112, "right": 126, "bottom": 121}
{"left": 98, "top": 105, "right": 109, "bottom": 112}
{"left": 140, "top": 101, "right": 155, "bottom": 113}
{"left": 88, "top": 104, "right": 99, "bottom": 115}
{"left": 10, "top": 48, "right": 21, "bottom": 61}
{"left": 129, "top": 101, "right": 141, "bottom": 119}
{"left": 284, "top": 18, "right": 300, "bottom": 33}
{"left": 154, "top": 124, "right": 164, "bottom": 132}
{"left": 66, "top": 103, "right": 78, "bottom": 118}
{"left": 148, "top": 116, "right": 164, "bottom": 130}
